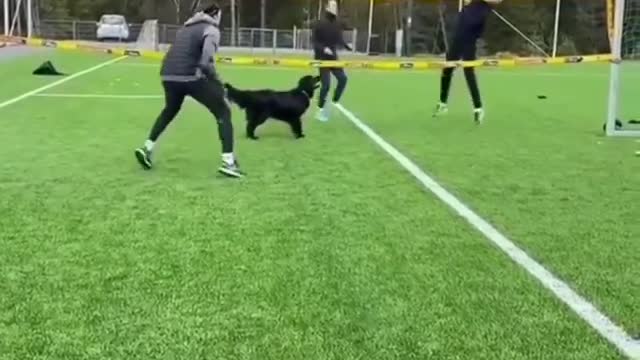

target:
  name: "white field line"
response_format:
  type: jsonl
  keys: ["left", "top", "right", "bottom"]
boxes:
{"left": 112, "top": 63, "right": 160, "bottom": 67}
{"left": 31, "top": 93, "right": 201, "bottom": 105}
{"left": 33, "top": 93, "right": 163, "bottom": 99}
{"left": 334, "top": 103, "right": 640, "bottom": 360}
{"left": 0, "top": 56, "right": 128, "bottom": 110}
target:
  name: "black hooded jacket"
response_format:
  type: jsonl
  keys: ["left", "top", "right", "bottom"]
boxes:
{"left": 311, "top": 13, "right": 351, "bottom": 60}
{"left": 455, "top": 0, "right": 493, "bottom": 41}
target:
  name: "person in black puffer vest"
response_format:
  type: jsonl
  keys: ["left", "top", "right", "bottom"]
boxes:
{"left": 134, "top": 1, "right": 244, "bottom": 178}
{"left": 312, "top": 0, "right": 352, "bottom": 122}
{"left": 433, "top": 0, "right": 503, "bottom": 125}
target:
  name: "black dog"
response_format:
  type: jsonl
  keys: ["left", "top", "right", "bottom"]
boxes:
{"left": 224, "top": 75, "right": 321, "bottom": 140}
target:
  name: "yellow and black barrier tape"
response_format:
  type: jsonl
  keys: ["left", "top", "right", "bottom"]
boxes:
{"left": 3, "top": 35, "right": 617, "bottom": 71}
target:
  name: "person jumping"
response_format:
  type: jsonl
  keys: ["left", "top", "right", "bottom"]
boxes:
{"left": 433, "top": 0, "right": 503, "bottom": 124}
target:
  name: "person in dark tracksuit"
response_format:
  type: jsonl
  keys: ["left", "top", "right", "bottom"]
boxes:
{"left": 433, "top": 0, "right": 502, "bottom": 124}
{"left": 134, "top": 2, "right": 243, "bottom": 178}
{"left": 312, "top": 0, "right": 351, "bottom": 122}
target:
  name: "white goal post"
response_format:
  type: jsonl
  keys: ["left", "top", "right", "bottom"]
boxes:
{"left": 136, "top": 19, "right": 159, "bottom": 51}
{"left": 3, "top": 0, "right": 9, "bottom": 35}
{"left": 2, "top": 0, "right": 33, "bottom": 37}
{"left": 606, "top": 0, "right": 640, "bottom": 137}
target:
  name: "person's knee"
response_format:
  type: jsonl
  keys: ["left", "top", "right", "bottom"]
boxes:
{"left": 336, "top": 73, "right": 348, "bottom": 87}
{"left": 162, "top": 103, "right": 182, "bottom": 118}
{"left": 463, "top": 67, "right": 476, "bottom": 78}
{"left": 320, "top": 78, "right": 331, "bottom": 91}
{"left": 215, "top": 105, "right": 231, "bottom": 124}
{"left": 204, "top": 98, "right": 231, "bottom": 123}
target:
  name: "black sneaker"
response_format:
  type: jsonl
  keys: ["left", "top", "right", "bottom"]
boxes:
{"left": 135, "top": 147, "right": 153, "bottom": 170}
{"left": 218, "top": 161, "right": 244, "bottom": 178}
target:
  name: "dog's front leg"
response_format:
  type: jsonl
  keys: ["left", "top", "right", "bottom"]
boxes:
{"left": 290, "top": 118, "right": 305, "bottom": 139}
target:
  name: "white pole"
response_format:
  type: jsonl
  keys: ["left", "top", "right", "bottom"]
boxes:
{"left": 606, "top": 0, "right": 625, "bottom": 136}
{"left": 366, "top": 0, "right": 373, "bottom": 54}
{"left": 293, "top": 25, "right": 297, "bottom": 49}
{"left": 458, "top": 0, "right": 463, "bottom": 12}
{"left": 351, "top": 28, "right": 357, "bottom": 53}
{"left": 10, "top": 0, "right": 23, "bottom": 36}
{"left": 272, "top": 28, "right": 277, "bottom": 54}
{"left": 230, "top": 0, "right": 236, "bottom": 46}
{"left": 3, "top": 0, "right": 8, "bottom": 35}
{"left": 551, "top": 0, "right": 561, "bottom": 57}
{"left": 439, "top": 3, "right": 449, "bottom": 52}
{"left": 27, "top": 0, "right": 32, "bottom": 38}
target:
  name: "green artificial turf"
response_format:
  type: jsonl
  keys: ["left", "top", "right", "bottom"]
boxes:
{"left": 0, "top": 51, "right": 637, "bottom": 360}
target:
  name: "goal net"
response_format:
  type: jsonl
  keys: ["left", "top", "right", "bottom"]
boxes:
{"left": 606, "top": 0, "right": 640, "bottom": 136}
{"left": 403, "top": 0, "right": 612, "bottom": 58}
{"left": 135, "top": 19, "right": 159, "bottom": 51}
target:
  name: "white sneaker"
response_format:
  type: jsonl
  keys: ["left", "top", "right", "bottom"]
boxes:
{"left": 316, "top": 107, "right": 329, "bottom": 122}
{"left": 473, "top": 108, "right": 485, "bottom": 125}
{"left": 433, "top": 102, "right": 448, "bottom": 117}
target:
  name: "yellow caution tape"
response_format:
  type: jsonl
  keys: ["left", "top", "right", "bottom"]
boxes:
{"left": 4, "top": 36, "right": 617, "bottom": 71}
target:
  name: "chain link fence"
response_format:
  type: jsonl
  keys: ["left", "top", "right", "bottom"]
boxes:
{"left": 34, "top": 19, "right": 364, "bottom": 56}
{"left": 33, "top": 0, "right": 624, "bottom": 59}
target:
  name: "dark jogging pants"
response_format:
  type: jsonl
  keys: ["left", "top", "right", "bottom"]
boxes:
{"left": 318, "top": 67, "right": 348, "bottom": 108}
{"left": 439, "top": 35, "right": 482, "bottom": 109}
{"left": 148, "top": 79, "right": 234, "bottom": 153}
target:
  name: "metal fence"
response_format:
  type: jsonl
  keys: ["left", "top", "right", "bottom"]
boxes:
{"left": 34, "top": 19, "right": 365, "bottom": 55}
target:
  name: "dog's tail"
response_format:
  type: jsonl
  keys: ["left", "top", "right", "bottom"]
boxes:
{"left": 223, "top": 83, "right": 249, "bottom": 109}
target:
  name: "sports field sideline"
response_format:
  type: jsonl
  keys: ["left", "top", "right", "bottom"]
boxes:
{"left": 0, "top": 49, "right": 638, "bottom": 359}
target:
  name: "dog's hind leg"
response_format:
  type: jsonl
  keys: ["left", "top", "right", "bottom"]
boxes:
{"left": 246, "top": 121, "right": 259, "bottom": 140}
{"left": 289, "top": 118, "right": 305, "bottom": 139}
{"left": 246, "top": 110, "right": 270, "bottom": 140}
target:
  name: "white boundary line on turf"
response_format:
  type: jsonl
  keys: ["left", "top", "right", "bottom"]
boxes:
{"left": 0, "top": 56, "right": 128, "bottom": 110}
{"left": 333, "top": 103, "right": 640, "bottom": 360}
{"left": 33, "top": 93, "right": 163, "bottom": 99}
